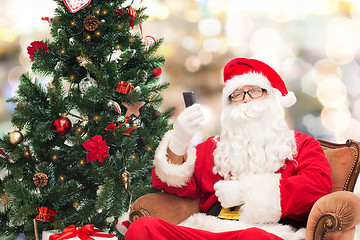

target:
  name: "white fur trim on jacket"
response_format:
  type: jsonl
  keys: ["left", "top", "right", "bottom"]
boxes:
{"left": 237, "top": 173, "right": 282, "bottom": 224}
{"left": 153, "top": 130, "right": 197, "bottom": 187}
{"left": 222, "top": 72, "right": 273, "bottom": 106}
{"left": 179, "top": 213, "right": 306, "bottom": 240}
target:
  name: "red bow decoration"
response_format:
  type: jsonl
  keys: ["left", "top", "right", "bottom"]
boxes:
{"left": 114, "top": 6, "right": 137, "bottom": 29}
{"left": 49, "top": 224, "right": 115, "bottom": 240}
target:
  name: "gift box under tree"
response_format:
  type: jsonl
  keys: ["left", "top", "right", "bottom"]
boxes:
{"left": 42, "top": 224, "right": 118, "bottom": 240}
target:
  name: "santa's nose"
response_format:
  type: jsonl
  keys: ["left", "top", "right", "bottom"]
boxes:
{"left": 242, "top": 93, "right": 253, "bottom": 103}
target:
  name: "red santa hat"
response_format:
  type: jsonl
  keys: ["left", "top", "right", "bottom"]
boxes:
{"left": 222, "top": 58, "right": 296, "bottom": 108}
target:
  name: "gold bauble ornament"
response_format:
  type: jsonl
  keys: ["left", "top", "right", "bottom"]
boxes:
{"left": 9, "top": 130, "right": 24, "bottom": 145}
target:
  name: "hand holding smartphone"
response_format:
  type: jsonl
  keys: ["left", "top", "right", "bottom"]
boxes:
{"left": 183, "top": 92, "right": 196, "bottom": 108}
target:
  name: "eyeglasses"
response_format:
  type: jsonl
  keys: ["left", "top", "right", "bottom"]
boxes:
{"left": 229, "top": 87, "right": 267, "bottom": 102}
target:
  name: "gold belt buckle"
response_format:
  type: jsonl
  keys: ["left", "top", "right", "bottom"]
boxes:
{"left": 217, "top": 205, "right": 242, "bottom": 220}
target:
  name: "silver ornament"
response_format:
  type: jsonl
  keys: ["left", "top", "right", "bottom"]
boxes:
{"left": 69, "top": 37, "right": 75, "bottom": 45}
{"left": 55, "top": 62, "right": 63, "bottom": 71}
{"left": 79, "top": 73, "right": 97, "bottom": 94}
{"left": 133, "top": 86, "right": 141, "bottom": 93}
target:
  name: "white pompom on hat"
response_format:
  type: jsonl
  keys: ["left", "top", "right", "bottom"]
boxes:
{"left": 222, "top": 58, "right": 296, "bottom": 108}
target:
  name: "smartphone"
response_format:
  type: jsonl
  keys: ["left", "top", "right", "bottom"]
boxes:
{"left": 183, "top": 92, "right": 196, "bottom": 108}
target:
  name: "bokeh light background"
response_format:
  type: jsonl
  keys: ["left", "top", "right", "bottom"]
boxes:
{"left": 1, "top": 1, "right": 360, "bottom": 234}
{"left": 2, "top": 0, "right": 360, "bottom": 142}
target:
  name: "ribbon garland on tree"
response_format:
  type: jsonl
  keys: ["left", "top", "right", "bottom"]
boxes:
{"left": 105, "top": 116, "right": 130, "bottom": 131}
{"left": 114, "top": 6, "right": 137, "bottom": 29}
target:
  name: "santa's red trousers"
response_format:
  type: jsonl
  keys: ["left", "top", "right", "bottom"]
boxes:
{"left": 125, "top": 217, "right": 283, "bottom": 240}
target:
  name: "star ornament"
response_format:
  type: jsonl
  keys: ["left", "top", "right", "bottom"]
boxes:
{"left": 76, "top": 56, "right": 92, "bottom": 66}
{"left": 122, "top": 102, "right": 145, "bottom": 117}
{"left": 0, "top": 194, "right": 13, "bottom": 208}
{"left": 82, "top": 135, "right": 109, "bottom": 164}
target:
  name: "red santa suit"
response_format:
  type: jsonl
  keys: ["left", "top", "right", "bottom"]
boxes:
{"left": 123, "top": 58, "right": 333, "bottom": 240}
{"left": 125, "top": 129, "right": 332, "bottom": 240}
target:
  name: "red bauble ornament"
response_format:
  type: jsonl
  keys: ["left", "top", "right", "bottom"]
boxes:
{"left": 52, "top": 116, "right": 72, "bottom": 135}
{"left": 152, "top": 68, "right": 162, "bottom": 78}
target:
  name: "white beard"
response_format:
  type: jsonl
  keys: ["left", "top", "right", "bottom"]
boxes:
{"left": 213, "top": 95, "right": 297, "bottom": 180}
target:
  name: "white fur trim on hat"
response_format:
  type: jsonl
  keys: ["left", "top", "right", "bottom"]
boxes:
{"left": 279, "top": 90, "right": 296, "bottom": 108}
{"left": 222, "top": 72, "right": 273, "bottom": 106}
{"left": 153, "top": 130, "right": 196, "bottom": 187}
{"left": 237, "top": 173, "right": 282, "bottom": 224}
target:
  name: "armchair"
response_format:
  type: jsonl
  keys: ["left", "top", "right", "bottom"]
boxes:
{"left": 129, "top": 139, "right": 360, "bottom": 240}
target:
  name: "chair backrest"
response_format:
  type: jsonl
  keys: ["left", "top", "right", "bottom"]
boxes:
{"left": 318, "top": 139, "right": 360, "bottom": 192}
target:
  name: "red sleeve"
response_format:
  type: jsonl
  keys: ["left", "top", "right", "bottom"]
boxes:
{"left": 280, "top": 133, "right": 332, "bottom": 219}
{"left": 151, "top": 137, "right": 216, "bottom": 200}
{"left": 152, "top": 167, "right": 203, "bottom": 199}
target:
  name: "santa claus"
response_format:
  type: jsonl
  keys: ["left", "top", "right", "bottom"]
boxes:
{"left": 121, "top": 58, "right": 332, "bottom": 240}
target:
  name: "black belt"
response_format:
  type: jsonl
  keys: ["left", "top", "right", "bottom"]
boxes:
{"left": 207, "top": 202, "right": 306, "bottom": 229}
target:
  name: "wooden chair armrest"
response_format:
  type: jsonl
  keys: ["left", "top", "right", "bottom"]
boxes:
{"left": 305, "top": 191, "right": 360, "bottom": 240}
{"left": 129, "top": 192, "right": 200, "bottom": 225}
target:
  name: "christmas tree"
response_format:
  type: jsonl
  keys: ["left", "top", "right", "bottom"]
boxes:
{"left": 0, "top": 0, "right": 172, "bottom": 238}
